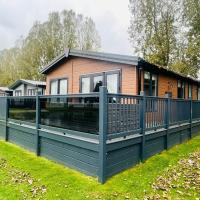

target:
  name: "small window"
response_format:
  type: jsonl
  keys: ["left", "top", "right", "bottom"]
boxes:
{"left": 81, "top": 77, "right": 90, "bottom": 93}
{"left": 27, "top": 89, "right": 35, "bottom": 96}
{"left": 178, "top": 80, "right": 185, "bottom": 99}
{"left": 93, "top": 75, "right": 103, "bottom": 92}
{"left": 106, "top": 73, "right": 118, "bottom": 93}
{"left": 15, "top": 90, "right": 22, "bottom": 96}
{"left": 37, "top": 89, "right": 44, "bottom": 95}
{"left": 188, "top": 84, "right": 192, "bottom": 98}
{"left": 143, "top": 71, "right": 157, "bottom": 96}
{"left": 50, "top": 80, "right": 58, "bottom": 95}
{"left": 152, "top": 74, "right": 157, "bottom": 96}
{"left": 144, "top": 72, "right": 150, "bottom": 96}
{"left": 59, "top": 79, "right": 68, "bottom": 94}
{"left": 50, "top": 78, "right": 68, "bottom": 95}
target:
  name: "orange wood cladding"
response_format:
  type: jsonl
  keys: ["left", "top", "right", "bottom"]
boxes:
{"left": 45, "top": 57, "right": 199, "bottom": 100}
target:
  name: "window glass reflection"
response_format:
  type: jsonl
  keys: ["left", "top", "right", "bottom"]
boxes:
{"left": 50, "top": 80, "right": 58, "bottom": 95}
{"left": 93, "top": 76, "right": 103, "bottom": 92}
{"left": 59, "top": 79, "right": 67, "bottom": 94}
{"left": 81, "top": 77, "right": 90, "bottom": 93}
{"left": 106, "top": 74, "right": 118, "bottom": 93}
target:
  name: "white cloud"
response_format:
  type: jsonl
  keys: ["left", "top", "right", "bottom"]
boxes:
{"left": 0, "top": 0, "right": 133, "bottom": 55}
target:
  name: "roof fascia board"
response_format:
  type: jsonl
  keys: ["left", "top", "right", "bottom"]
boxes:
{"left": 9, "top": 80, "right": 45, "bottom": 90}
{"left": 41, "top": 49, "right": 139, "bottom": 74}
{"left": 9, "top": 80, "right": 22, "bottom": 90}
{"left": 69, "top": 50, "right": 139, "bottom": 65}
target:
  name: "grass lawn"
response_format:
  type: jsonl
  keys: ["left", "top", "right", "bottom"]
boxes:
{"left": 0, "top": 136, "right": 199, "bottom": 200}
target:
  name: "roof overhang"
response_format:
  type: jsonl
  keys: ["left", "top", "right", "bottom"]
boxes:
{"left": 41, "top": 48, "right": 139, "bottom": 74}
{"left": 139, "top": 59, "right": 200, "bottom": 84}
{"left": 40, "top": 48, "right": 200, "bottom": 84}
{"left": 9, "top": 80, "right": 23, "bottom": 90}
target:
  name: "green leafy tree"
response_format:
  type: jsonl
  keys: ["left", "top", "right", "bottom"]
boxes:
{"left": 0, "top": 48, "right": 21, "bottom": 85}
{"left": 0, "top": 9, "right": 101, "bottom": 86}
{"left": 182, "top": 0, "right": 200, "bottom": 77}
{"left": 129, "top": 0, "right": 179, "bottom": 67}
{"left": 129, "top": 0, "right": 200, "bottom": 78}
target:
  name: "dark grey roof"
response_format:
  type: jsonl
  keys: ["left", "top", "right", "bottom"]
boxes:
{"left": 9, "top": 79, "right": 46, "bottom": 90}
{"left": 41, "top": 48, "right": 139, "bottom": 74}
{"left": 69, "top": 49, "right": 139, "bottom": 65}
{"left": 40, "top": 48, "right": 200, "bottom": 84}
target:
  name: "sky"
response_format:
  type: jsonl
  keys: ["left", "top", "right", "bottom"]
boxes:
{"left": 0, "top": 0, "right": 133, "bottom": 55}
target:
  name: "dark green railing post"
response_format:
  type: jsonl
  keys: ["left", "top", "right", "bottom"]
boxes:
{"left": 5, "top": 96, "right": 9, "bottom": 141}
{"left": 35, "top": 93, "right": 40, "bottom": 156}
{"left": 98, "top": 86, "right": 108, "bottom": 183}
{"left": 189, "top": 98, "right": 192, "bottom": 139}
{"left": 140, "top": 91, "right": 146, "bottom": 162}
{"left": 164, "top": 94, "right": 170, "bottom": 149}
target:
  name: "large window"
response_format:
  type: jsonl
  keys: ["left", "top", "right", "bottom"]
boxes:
{"left": 93, "top": 75, "right": 103, "bottom": 92}
{"left": 15, "top": 90, "right": 22, "bottom": 96}
{"left": 106, "top": 74, "right": 118, "bottom": 93}
{"left": 50, "top": 80, "right": 58, "bottom": 95}
{"left": 50, "top": 78, "right": 68, "bottom": 95}
{"left": 188, "top": 84, "right": 192, "bottom": 99}
{"left": 143, "top": 71, "right": 158, "bottom": 96}
{"left": 59, "top": 79, "right": 68, "bottom": 94}
{"left": 178, "top": 80, "right": 185, "bottom": 99}
{"left": 81, "top": 77, "right": 91, "bottom": 93}
{"left": 80, "top": 71, "right": 120, "bottom": 93}
{"left": 27, "top": 89, "right": 35, "bottom": 96}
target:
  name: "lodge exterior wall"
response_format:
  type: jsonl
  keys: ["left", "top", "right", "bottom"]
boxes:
{"left": 158, "top": 74, "right": 178, "bottom": 98}
{"left": 45, "top": 57, "right": 199, "bottom": 100}
{"left": 142, "top": 70, "right": 198, "bottom": 100}
{"left": 46, "top": 57, "right": 137, "bottom": 95}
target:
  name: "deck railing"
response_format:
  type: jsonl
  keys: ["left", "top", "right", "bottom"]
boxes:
{"left": 107, "top": 94, "right": 141, "bottom": 136}
{"left": 145, "top": 96, "right": 166, "bottom": 130}
{"left": 169, "top": 99, "right": 191, "bottom": 125}
{"left": 0, "top": 87, "right": 199, "bottom": 139}
{"left": 6, "top": 93, "right": 100, "bottom": 134}
{"left": 106, "top": 92, "right": 198, "bottom": 138}
{"left": 0, "top": 86, "right": 200, "bottom": 183}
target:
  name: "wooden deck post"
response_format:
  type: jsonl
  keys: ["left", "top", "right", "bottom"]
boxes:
{"left": 35, "top": 93, "right": 40, "bottom": 156}
{"left": 98, "top": 86, "right": 108, "bottom": 183}
{"left": 140, "top": 91, "right": 146, "bottom": 162}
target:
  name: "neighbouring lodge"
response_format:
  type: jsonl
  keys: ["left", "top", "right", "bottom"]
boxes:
{"left": 0, "top": 87, "right": 13, "bottom": 96}
{"left": 41, "top": 49, "right": 200, "bottom": 99}
{"left": 9, "top": 79, "right": 46, "bottom": 96}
